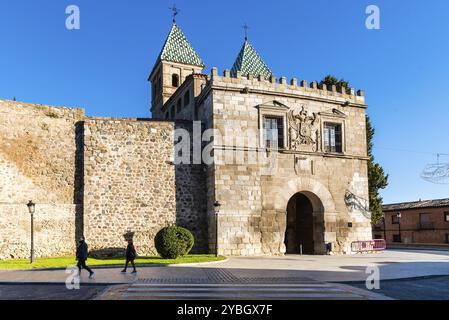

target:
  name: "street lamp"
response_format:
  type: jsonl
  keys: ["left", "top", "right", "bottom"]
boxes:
{"left": 396, "top": 212, "right": 402, "bottom": 243}
{"left": 213, "top": 201, "right": 221, "bottom": 257}
{"left": 27, "top": 200, "right": 36, "bottom": 264}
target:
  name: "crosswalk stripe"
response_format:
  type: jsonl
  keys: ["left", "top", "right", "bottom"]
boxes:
{"left": 122, "top": 283, "right": 365, "bottom": 300}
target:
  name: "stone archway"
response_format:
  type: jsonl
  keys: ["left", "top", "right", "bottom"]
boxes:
{"left": 285, "top": 191, "right": 325, "bottom": 255}
{"left": 261, "top": 177, "right": 337, "bottom": 255}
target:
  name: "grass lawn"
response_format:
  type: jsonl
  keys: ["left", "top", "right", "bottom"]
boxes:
{"left": 0, "top": 254, "right": 226, "bottom": 270}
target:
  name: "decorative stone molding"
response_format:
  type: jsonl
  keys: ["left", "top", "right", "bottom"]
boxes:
{"left": 287, "top": 105, "right": 321, "bottom": 152}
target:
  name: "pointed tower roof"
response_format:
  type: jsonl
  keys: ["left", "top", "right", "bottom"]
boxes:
{"left": 150, "top": 23, "right": 205, "bottom": 76}
{"left": 231, "top": 39, "right": 272, "bottom": 79}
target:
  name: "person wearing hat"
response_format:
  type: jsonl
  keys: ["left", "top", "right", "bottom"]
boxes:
{"left": 76, "top": 237, "right": 94, "bottom": 279}
{"left": 121, "top": 240, "right": 137, "bottom": 273}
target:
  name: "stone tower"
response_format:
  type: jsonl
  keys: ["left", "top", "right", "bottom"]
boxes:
{"left": 148, "top": 23, "right": 205, "bottom": 119}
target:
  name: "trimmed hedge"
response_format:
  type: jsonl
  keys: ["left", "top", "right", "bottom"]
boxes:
{"left": 154, "top": 225, "right": 195, "bottom": 259}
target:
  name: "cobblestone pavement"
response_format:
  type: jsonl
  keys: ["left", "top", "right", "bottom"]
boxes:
{"left": 0, "top": 284, "right": 108, "bottom": 300}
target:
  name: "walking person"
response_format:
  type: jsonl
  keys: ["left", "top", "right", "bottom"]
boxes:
{"left": 76, "top": 237, "right": 95, "bottom": 279}
{"left": 121, "top": 240, "right": 137, "bottom": 273}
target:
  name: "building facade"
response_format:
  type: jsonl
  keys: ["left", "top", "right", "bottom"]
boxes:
{"left": 148, "top": 22, "right": 373, "bottom": 255}
{"left": 373, "top": 199, "right": 449, "bottom": 245}
{"left": 0, "top": 22, "right": 372, "bottom": 259}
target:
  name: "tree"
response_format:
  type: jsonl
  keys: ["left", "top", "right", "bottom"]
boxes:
{"left": 320, "top": 75, "right": 388, "bottom": 225}
{"left": 319, "top": 75, "right": 350, "bottom": 94}
{"left": 366, "top": 115, "right": 388, "bottom": 224}
{"left": 12, "top": 96, "right": 16, "bottom": 101}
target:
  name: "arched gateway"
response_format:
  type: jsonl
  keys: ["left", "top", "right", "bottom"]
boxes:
{"left": 270, "top": 177, "right": 337, "bottom": 255}
{"left": 285, "top": 192, "right": 325, "bottom": 255}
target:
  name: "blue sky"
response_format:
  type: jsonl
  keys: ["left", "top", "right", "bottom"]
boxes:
{"left": 1, "top": 0, "right": 448, "bottom": 203}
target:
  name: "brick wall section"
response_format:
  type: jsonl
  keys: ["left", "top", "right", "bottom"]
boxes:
{"left": 375, "top": 207, "right": 449, "bottom": 245}
{"left": 0, "top": 100, "right": 84, "bottom": 259}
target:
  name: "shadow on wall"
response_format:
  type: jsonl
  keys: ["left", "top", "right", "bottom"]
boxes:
{"left": 74, "top": 121, "right": 84, "bottom": 244}
{"left": 174, "top": 121, "right": 209, "bottom": 254}
{"left": 89, "top": 230, "right": 135, "bottom": 258}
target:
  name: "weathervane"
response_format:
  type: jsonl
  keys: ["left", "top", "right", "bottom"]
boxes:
{"left": 169, "top": 4, "right": 180, "bottom": 23}
{"left": 242, "top": 23, "right": 250, "bottom": 40}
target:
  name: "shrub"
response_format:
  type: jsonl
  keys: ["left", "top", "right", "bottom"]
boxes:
{"left": 154, "top": 225, "right": 195, "bottom": 259}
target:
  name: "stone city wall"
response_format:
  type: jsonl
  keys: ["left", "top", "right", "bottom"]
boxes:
{"left": 0, "top": 100, "right": 84, "bottom": 258}
{"left": 83, "top": 119, "right": 208, "bottom": 256}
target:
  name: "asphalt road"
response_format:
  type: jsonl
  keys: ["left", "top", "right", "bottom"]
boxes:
{"left": 0, "top": 283, "right": 108, "bottom": 300}
{"left": 347, "top": 275, "right": 449, "bottom": 300}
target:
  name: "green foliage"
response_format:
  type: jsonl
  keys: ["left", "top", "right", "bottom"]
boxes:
{"left": 366, "top": 115, "right": 389, "bottom": 224}
{"left": 154, "top": 225, "right": 195, "bottom": 259}
{"left": 12, "top": 97, "right": 16, "bottom": 101}
{"left": 319, "top": 75, "right": 351, "bottom": 94}
{"left": 319, "top": 75, "right": 389, "bottom": 225}
{"left": 0, "top": 255, "right": 225, "bottom": 270}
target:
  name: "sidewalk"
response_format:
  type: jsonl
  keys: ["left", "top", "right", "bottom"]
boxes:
{"left": 0, "top": 249, "right": 448, "bottom": 285}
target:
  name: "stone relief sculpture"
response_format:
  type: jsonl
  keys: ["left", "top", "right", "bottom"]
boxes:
{"left": 287, "top": 106, "right": 320, "bottom": 152}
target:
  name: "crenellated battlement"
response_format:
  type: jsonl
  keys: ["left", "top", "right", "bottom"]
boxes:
{"left": 208, "top": 67, "right": 366, "bottom": 106}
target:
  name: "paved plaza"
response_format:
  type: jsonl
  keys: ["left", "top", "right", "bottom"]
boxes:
{"left": 0, "top": 249, "right": 448, "bottom": 300}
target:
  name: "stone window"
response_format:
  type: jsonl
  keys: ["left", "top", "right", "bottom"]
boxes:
{"left": 184, "top": 91, "right": 190, "bottom": 106}
{"left": 392, "top": 234, "right": 401, "bottom": 242}
{"left": 263, "top": 116, "right": 284, "bottom": 149}
{"left": 323, "top": 122, "right": 342, "bottom": 153}
{"left": 176, "top": 99, "right": 182, "bottom": 113}
{"left": 170, "top": 105, "right": 175, "bottom": 118}
{"left": 172, "top": 74, "right": 180, "bottom": 87}
{"left": 444, "top": 212, "right": 449, "bottom": 222}
{"left": 446, "top": 234, "right": 449, "bottom": 244}
{"left": 165, "top": 112, "right": 169, "bottom": 119}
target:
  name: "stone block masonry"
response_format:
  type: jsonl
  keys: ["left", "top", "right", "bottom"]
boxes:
{"left": 83, "top": 119, "right": 208, "bottom": 256}
{"left": 0, "top": 101, "right": 208, "bottom": 259}
{"left": 83, "top": 119, "right": 176, "bottom": 256}
{"left": 0, "top": 100, "right": 84, "bottom": 259}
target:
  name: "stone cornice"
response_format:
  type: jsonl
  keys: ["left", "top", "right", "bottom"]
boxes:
{"left": 209, "top": 84, "right": 367, "bottom": 109}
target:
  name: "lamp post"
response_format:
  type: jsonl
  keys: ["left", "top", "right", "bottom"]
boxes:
{"left": 213, "top": 201, "right": 221, "bottom": 257}
{"left": 27, "top": 200, "right": 36, "bottom": 264}
{"left": 382, "top": 216, "right": 387, "bottom": 242}
{"left": 397, "top": 212, "right": 402, "bottom": 243}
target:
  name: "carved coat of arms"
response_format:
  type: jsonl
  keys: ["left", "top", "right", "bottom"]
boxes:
{"left": 287, "top": 106, "right": 320, "bottom": 152}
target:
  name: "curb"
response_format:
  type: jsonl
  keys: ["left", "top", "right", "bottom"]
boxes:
{"left": 167, "top": 257, "right": 229, "bottom": 267}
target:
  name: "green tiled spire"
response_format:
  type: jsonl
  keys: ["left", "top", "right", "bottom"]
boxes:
{"left": 153, "top": 23, "right": 205, "bottom": 71}
{"left": 231, "top": 40, "right": 272, "bottom": 79}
